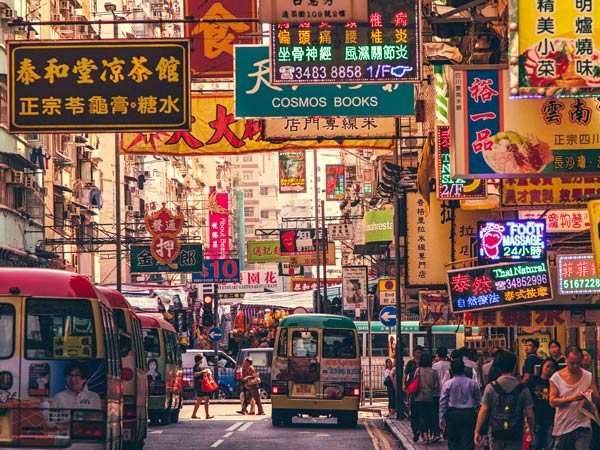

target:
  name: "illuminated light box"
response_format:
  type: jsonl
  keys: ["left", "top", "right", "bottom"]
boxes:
{"left": 557, "top": 254, "right": 600, "bottom": 295}
{"left": 447, "top": 261, "right": 553, "bottom": 313}
{"left": 270, "top": 0, "right": 421, "bottom": 85}
{"left": 478, "top": 220, "right": 546, "bottom": 263}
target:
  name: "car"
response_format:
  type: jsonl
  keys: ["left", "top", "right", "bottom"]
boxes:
{"left": 235, "top": 348, "right": 273, "bottom": 400}
{"left": 181, "top": 349, "right": 237, "bottom": 400}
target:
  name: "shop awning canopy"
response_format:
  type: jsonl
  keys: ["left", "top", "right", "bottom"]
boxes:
{"left": 239, "top": 291, "right": 314, "bottom": 311}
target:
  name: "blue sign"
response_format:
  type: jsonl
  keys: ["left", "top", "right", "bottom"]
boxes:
{"left": 207, "top": 327, "right": 223, "bottom": 343}
{"left": 478, "top": 220, "right": 546, "bottom": 263}
{"left": 191, "top": 258, "right": 241, "bottom": 283}
{"left": 234, "top": 45, "right": 415, "bottom": 118}
{"left": 379, "top": 306, "right": 397, "bottom": 327}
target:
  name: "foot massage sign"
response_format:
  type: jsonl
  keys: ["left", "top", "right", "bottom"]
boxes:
{"left": 448, "top": 66, "right": 600, "bottom": 178}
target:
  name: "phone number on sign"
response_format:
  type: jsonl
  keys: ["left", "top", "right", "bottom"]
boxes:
{"left": 283, "top": 65, "right": 363, "bottom": 81}
{"left": 563, "top": 278, "right": 600, "bottom": 290}
{"left": 498, "top": 274, "right": 548, "bottom": 290}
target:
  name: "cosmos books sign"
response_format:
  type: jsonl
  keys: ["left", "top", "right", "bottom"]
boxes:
{"left": 478, "top": 220, "right": 546, "bottom": 264}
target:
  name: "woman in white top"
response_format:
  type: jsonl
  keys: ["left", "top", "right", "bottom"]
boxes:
{"left": 549, "top": 345, "right": 600, "bottom": 450}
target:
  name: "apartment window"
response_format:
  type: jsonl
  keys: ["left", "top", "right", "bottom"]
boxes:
{"left": 243, "top": 189, "right": 253, "bottom": 198}
{"left": 259, "top": 187, "right": 268, "bottom": 196}
{"left": 244, "top": 207, "right": 254, "bottom": 217}
{"left": 244, "top": 225, "right": 254, "bottom": 235}
{"left": 243, "top": 171, "right": 252, "bottom": 181}
{"left": 261, "top": 210, "right": 269, "bottom": 219}
{"left": 243, "top": 154, "right": 253, "bottom": 162}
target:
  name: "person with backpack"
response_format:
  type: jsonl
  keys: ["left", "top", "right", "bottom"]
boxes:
{"left": 474, "top": 350, "right": 535, "bottom": 450}
{"left": 549, "top": 345, "right": 600, "bottom": 450}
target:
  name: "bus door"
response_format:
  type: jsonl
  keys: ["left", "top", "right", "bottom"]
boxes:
{"left": 0, "top": 299, "right": 19, "bottom": 447}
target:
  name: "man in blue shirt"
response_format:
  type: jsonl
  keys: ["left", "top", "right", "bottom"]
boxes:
{"left": 439, "top": 359, "right": 482, "bottom": 450}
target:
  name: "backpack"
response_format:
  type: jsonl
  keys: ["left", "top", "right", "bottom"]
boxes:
{"left": 489, "top": 381, "right": 525, "bottom": 440}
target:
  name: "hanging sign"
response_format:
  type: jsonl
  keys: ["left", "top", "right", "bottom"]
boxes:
{"left": 144, "top": 203, "right": 185, "bottom": 264}
{"left": 259, "top": 0, "right": 368, "bottom": 23}
{"left": 279, "top": 150, "right": 307, "bottom": 193}
{"left": 477, "top": 220, "right": 546, "bottom": 263}
{"left": 518, "top": 209, "right": 590, "bottom": 233}
{"left": 557, "top": 254, "right": 600, "bottom": 295}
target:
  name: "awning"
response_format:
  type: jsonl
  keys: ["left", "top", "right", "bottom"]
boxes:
{"left": 353, "top": 241, "right": 391, "bottom": 255}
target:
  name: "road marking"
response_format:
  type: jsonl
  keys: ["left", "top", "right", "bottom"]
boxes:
{"left": 210, "top": 439, "right": 224, "bottom": 448}
{"left": 149, "top": 430, "right": 163, "bottom": 434}
{"left": 223, "top": 432, "right": 233, "bottom": 438}
{"left": 226, "top": 422, "right": 243, "bottom": 432}
{"left": 373, "top": 422, "right": 393, "bottom": 450}
{"left": 238, "top": 422, "right": 253, "bottom": 431}
{"left": 315, "top": 434, "right": 330, "bottom": 437}
{"left": 364, "top": 420, "right": 381, "bottom": 450}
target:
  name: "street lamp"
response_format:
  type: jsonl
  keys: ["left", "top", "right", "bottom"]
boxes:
{"left": 104, "top": 1, "right": 122, "bottom": 291}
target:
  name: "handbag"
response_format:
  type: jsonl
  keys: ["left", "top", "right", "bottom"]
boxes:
{"left": 201, "top": 373, "right": 219, "bottom": 392}
{"left": 406, "top": 368, "right": 420, "bottom": 397}
{"left": 246, "top": 375, "right": 261, "bottom": 387}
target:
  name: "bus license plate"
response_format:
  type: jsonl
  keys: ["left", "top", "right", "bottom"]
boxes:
{"left": 294, "top": 384, "right": 314, "bottom": 395}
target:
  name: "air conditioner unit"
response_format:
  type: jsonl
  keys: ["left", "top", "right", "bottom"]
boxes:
{"left": 24, "top": 176, "right": 34, "bottom": 189}
{"left": 52, "top": 14, "right": 61, "bottom": 22}
{"left": 59, "top": 0, "right": 69, "bottom": 10}
{"left": 0, "top": 8, "right": 14, "bottom": 19}
{"left": 13, "top": 171, "right": 24, "bottom": 184}
{"left": 126, "top": 205, "right": 134, "bottom": 212}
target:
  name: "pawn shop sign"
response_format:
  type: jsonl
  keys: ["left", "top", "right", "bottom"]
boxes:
{"left": 145, "top": 203, "right": 184, "bottom": 237}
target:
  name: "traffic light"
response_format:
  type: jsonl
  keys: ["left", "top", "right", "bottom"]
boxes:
{"left": 202, "top": 294, "right": 214, "bottom": 327}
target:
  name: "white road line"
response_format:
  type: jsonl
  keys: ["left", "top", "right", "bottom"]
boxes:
{"left": 226, "top": 422, "right": 243, "bottom": 432}
{"left": 148, "top": 430, "right": 163, "bottom": 434}
{"left": 238, "top": 422, "right": 254, "bottom": 432}
{"left": 210, "top": 439, "right": 224, "bottom": 448}
{"left": 223, "top": 432, "right": 233, "bottom": 438}
{"left": 316, "top": 434, "right": 330, "bottom": 437}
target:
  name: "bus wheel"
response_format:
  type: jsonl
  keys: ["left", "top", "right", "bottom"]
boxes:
{"left": 338, "top": 412, "right": 358, "bottom": 428}
{"left": 272, "top": 410, "right": 287, "bottom": 427}
{"left": 160, "top": 409, "right": 171, "bottom": 426}
{"left": 170, "top": 407, "right": 180, "bottom": 423}
{"left": 148, "top": 412, "right": 160, "bottom": 427}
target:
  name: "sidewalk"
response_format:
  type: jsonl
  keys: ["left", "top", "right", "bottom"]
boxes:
{"left": 360, "top": 401, "right": 446, "bottom": 450}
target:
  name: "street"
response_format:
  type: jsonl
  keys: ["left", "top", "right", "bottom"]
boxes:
{"left": 143, "top": 402, "right": 398, "bottom": 450}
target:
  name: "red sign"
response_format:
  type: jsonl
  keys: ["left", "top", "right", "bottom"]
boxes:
{"left": 150, "top": 234, "right": 181, "bottom": 265}
{"left": 144, "top": 203, "right": 185, "bottom": 264}
{"left": 185, "top": 0, "right": 259, "bottom": 79}
{"left": 290, "top": 278, "right": 342, "bottom": 292}
{"left": 207, "top": 191, "right": 229, "bottom": 258}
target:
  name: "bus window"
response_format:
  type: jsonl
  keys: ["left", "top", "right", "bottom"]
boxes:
{"left": 292, "top": 331, "right": 318, "bottom": 358}
{"left": 277, "top": 328, "right": 288, "bottom": 357}
{"left": 370, "top": 334, "right": 389, "bottom": 357}
{"left": 143, "top": 329, "right": 160, "bottom": 357}
{"left": 323, "top": 329, "right": 357, "bottom": 358}
{"left": 433, "top": 334, "right": 458, "bottom": 354}
{"left": 0, "top": 304, "right": 15, "bottom": 358}
{"left": 25, "top": 298, "right": 96, "bottom": 359}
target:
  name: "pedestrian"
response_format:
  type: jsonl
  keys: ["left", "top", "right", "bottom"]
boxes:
{"left": 482, "top": 347, "right": 500, "bottom": 386}
{"left": 549, "top": 345, "right": 600, "bottom": 450}
{"left": 403, "top": 345, "right": 424, "bottom": 441}
{"left": 432, "top": 346, "right": 451, "bottom": 441}
{"left": 548, "top": 340, "right": 565, "bottom": 371}
{"left": 522, "top": 338, "right": 541, "bottom": 385}
{"left": 527, "top": 358, "right": 555, "bottom": 450}
{"left": 474, "top": 350, "right": 535, "bottom": 450}
{"left": 582, "top": 349, "right": 594, "bottom": 372}
{"left": 383, "top": 358, "right": 396, "bottom": 417}
{"left": 238, "top": 362, "right": 256, "bottom": 415}
{"left": 439, "top": 358, "right": 481, "bottom": 450}
{"left": 462, "top": 347, "right": 481, "bottom": 388}
{"left": 241, "top": 357, "right": 265, "bottom": 415}
{"left": 443, "top": 349, "right": 474, "bottom": 384}
{"left": 191, "top": 354, "right": 214, "bottom": 419}
{"left": 412, "top": 352, "right": 439, "bottom": 444}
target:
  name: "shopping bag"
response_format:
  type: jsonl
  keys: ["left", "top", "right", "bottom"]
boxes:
{"left": 406, "top": 368, "right": 420, "bottom": 397}
{"left": 201, "top": 373, "right": 219, "bottom": 392}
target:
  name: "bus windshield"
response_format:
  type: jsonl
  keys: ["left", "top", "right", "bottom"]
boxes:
{"left": 291, "top": 331, "right": 318, "bottom": 358}
{"left": 323, "top": 329, "right": 357, "bottom": 358}
{"left": 25, "top": 298, "right": 96, "bottom": 359}
{"left": 143, "top": 329, "right": 161, "bottom": 357}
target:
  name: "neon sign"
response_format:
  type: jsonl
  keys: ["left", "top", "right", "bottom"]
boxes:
{"left": 478, "top": 220, "right": 546, "bottom": 263}
{"left": 557, "top": 254, "right": 600, "bottom": 295}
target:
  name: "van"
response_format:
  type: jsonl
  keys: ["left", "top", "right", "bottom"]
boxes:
{"left": 271, "top": 314, "right": 360, "bottom": 427}
{"left": 0, "top": 268, "right": 123, "bottom": 449}
{"left": 181, "top": 349, "right": 236, "bottom": 400}
{"left": 235, "top": 348, "right": 273, "bottom": 400}
{"left": 99, "top": 286, "right": 148, "bottom": 449}
{"left": 138, "top": 313, "right": 183, "bottom": 426}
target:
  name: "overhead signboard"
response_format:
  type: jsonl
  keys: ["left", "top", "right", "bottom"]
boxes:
{"left": 218, "top": 269, "right": 283, "bottom": 293}
{"left": 477, "top": 220, "right": 546, "bottom": 263}
{"left": 291, "top": 243, "right": 336, "bottom": 265}
{"left": 259, "top": 0, "right": 368, "bottom": 23}
{"left": 509, "top": 0, "right": 600, "bottom": 98}
{"left": 8, "top": 39, "right": 190, "bottom": 133}
{"left": 501, "top": 177, "right": 600, "bottom": 207}
{"left": 342, "top": 265, "right": 368, "bottom": 310}
{"left": 191, "top": 258, "right": 241, "bottom": 283}
{"left": 264, "top": 116, "right": 397, "bottom": 139}
{"left": 279, "top": 228, "right": 325, "bottom": 257}
{"left": 246, "top": 240, "right": 289, "bottom": 263}
{"left": 364, "top": 209, "right": 393, "bottom": 243}
{"left": 449, "top": 66, "right": 600, "bottom": 178}
{"left": 378, "top": 279, "right": 396, "bottom": 306}
{"left": 290, "top": 277, "right": 342, "bottom": 291}
{"left": 270, "top": 0, "right": 421, "bottom": 85}
{"left": 325, "top": 165, "right": 345, "bottom": 200}
{"left": 435, "top": 124, "right": 487, "bottom": 200}
{"left": 328, "top": 223, "right": 354, "bottom": 241}
{"left": 279, "top": 150, "right": 307, "bottom": 193}
{"left": 518, "top": 209, "right": 590, "bottom": 233}
{"left": 589, "top": 199, "right": 600, "bottom": 274}
{"left": 419, "top": 290, "right": 459, "bottom": 326}
{"left": 557, "top": 254, "right": 600, "bottom": 295}
{"left": 234, "top": 45, "right": 415, "bottom": 118}
{"left": 130, "top": 244, "right": 202, "bottom": 273}
{"left": 447, "top": 261, "right": 553, "bottom": 313}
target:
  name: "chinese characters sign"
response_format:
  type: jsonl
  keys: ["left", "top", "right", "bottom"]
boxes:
{"left": 501, "top": 177, "right": 600, "bottom": 207}
{"left": 130, "top": 244, "right": 202, "bottom": 273}
{"left": 447, "top": 261, "right": 553, "bottom": 313}
{"left": 206, "top": 191, "right": 229, "bottom": 258}
{"left": 589, "top": 199, "right": 600, "bottom": 275}
{"left": 463, "top": 309, "right": 567, "bottom": 328}
{"left": 477, "top": 220, "right": 546, "bottom": 263}
{"left": 435, "top": 124, "right": 487, "bottom": 200}
{"left": 279, "top": 228, "right": 324, "bottom": 257}
{"left": 325, "top": 165, "right": 345, "bottom": 200}
{"left": 122, "top": 94, "right": 394, "bottom": 155}
{"left": 450, "top": 66, "right": 600, "bottom": 178}
{"left": 279, "top": 150, "right": 307, "bottom": 193}
{"left": 246, "top": 240, "right": 289, "bottom": 263}
{"left": 218, "top": 270, "right": 283, "bottom": 293}
{"left": 260, "top": 0, "right": 367, "bottom": 23}
{"left": 290, "top": 277, "right": 342, "bottom": 292}
{"left": 557, "top": 254, "right": 600, "bottom": 295}
{"left": 144, "top": 204, "right": 185, "bottom": 264}
{"left": 264, "top": 116, "right": 396, "bottom": 139}
{"left": 270, "top": 0, "right": 421, "bottom": 84}
{"left": 518, "top": 209, "right": 590, "bottom": 233}
{"left": 235, "top": 45, "right": 415, "bottom": 118}
{"left": 511, "top": 0, "right": 600, "bottom": 97}
{"left": 185, "top": 0, "right": 259, "bottom": 79}
{"left": 8, "top": 40, "right": 190, "bottom": 132}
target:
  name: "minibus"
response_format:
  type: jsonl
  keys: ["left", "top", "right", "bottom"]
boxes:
{"left": 138, "top": 313, "right": 183, "bottom": 426}
{"left": 271, "top": 314, "right": 361, "bottom": 427}
{"left": 0, "top": 268, "right": 122, "bottom": 449}
{"left": 99, "top": 287, "right": 147, "bottom": 449}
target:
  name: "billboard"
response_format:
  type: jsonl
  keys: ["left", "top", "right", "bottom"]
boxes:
{"left": 449, "top": 66, "right": 600, "bottom": 178}
{"left": 557, "top": 254, "right": 600, "bottom": 296}
{"left": 8, "top": 40, "right": 190, "bottom": 133}
{"left": 477, "top": 220, "right": 546, "bottom": 263}
{"left": 206, "top": 191, "right": 229, "bottom": 258}
{"left": 130, "top": 244, "right": 202, "bottom": 273}
{"left": 247, "top": 240, "right": 289, "bottom": 263}
{"left": 501, "top": 177, "right": 600, "bottom": 207}
{"left": 264, "top": 116, "right": 396, "bottom": 139}
{"left": 342, "top": 265, "right": 368, "bottom": 310}
{"left": 279, "top": 150, "right": 307, "bottom": 193}
{"left": 325, "top": 165, "right": 345, "bottom": 200}
{"left": 279, "top": 228, "right": 324, "bottom": 257}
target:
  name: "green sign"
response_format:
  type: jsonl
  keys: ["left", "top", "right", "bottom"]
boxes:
{"left": 247, "top": 240, "right": 290, "bottom": 263}
{"left": 234, "top": 45, "right": 415, "bottom": 118}
{"left": 364, "top": 210, "right": 393, "bottom": 243}
{"left": 130, "top": 244, "right": 202, "bottom": 273}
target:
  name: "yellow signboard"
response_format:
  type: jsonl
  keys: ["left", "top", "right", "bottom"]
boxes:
{"left": 588, "top": 199, "right": 600, "bottom": 274}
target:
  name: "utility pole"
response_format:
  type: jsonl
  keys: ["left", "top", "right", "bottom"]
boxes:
{"left": 394, "top": 119, "right": 405, "bottom": 420}
{"left": 314, "top": 149, "right": 321, "bottom": 313}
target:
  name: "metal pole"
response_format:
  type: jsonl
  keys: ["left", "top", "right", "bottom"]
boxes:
{"left": 394, "top": 119, "right": 404, "bottom": 420}
{"left": 213, "top": 284, "right": 219, "bottom": 386}
{"left": 367, "top": 294, "right": 373, "bottom": 405}
{"left": 314, "top": 149, "right": 321, "bottom": 313}
{"left": 113, "top": 19, "right": 122, "bottom": 292}
{"left": 321, "top": 200, "right": 328, "bottom": 304}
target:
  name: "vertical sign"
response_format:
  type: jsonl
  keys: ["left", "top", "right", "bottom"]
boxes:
{"left": 342, "top": 265, "right": 368, "bottom": 310}
{"left": 207, "top": 190, "right": 229, "bottom": 258}
{"left": 279, "top": 150, "right": 307, "bottom": 193}
{"left": 589, "top": 199, "right": 600, "bottom": 274}
{"left": 325, "top": 165, "right": 345, "bottom": 200}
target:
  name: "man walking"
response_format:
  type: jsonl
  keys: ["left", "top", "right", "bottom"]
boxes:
{"left": 549, "top": 345, "right": 600, "bottom": 450}
{"left": 522, "top": 338, "right": 541, "bottom": 385}
{"left": 439, "top": 359, "right": 481, "bottom": 450}
{"left": 474, "top": 351, "right": 535, "bottom": 450}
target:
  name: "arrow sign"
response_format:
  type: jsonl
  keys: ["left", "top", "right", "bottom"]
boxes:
{"left": 207, "top": 327, "right": 223, "bottom": 343}
{"left": 379, "top": 306, "right": 397, "bottom": 327}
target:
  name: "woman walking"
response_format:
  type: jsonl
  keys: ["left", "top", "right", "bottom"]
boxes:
{"left": 413, "top": 353, "right": 439, "bottom": 444}
{"left": 383, "top": 358, "right": 396, "bottom": 417}
{"left": 191, "top": 354, "right": 214, "bottom": 419}
{"left": 241, "top": 357, "right": 265, "bottom": 415}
